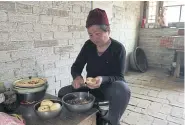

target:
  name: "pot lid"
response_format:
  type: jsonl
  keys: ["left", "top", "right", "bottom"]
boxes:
{"left": 13, "top": 77, "right": 47, "bottom": 88}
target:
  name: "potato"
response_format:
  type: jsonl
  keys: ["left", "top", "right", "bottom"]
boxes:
{"left": 40, "top": 100, "right": 53, "bottom": 107}
{"left": 50, "top": 103, "right": 61, "bottom": 111}
{"left": 38, "top": 105, "right": 50, "bottom": 112}
{"left": 86, "top": 77, "right": 96, "bottom": 85}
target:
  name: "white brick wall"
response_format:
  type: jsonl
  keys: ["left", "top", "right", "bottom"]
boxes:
{"left": 0, "top": 32, "right": 9, "bottom": 42}
{"left": 17, "top": 23, "right": 33, "bottom": 32}
{"left": 0, "top": 11, "right": 8, "bottom": 22}
{"left": 39, "top": 15, "right": 52, "bottom": 24}
{"left": 0, "top": 51, "right": 11, "bottom": 62}
{"left": 39, "top": 1, "right": 52, "bottom": 8}
{"left": 0, "top": 1, "right": 141, "bottom": 96}
{"left": 41, "top": 32, "right": 53, "bottom": 40}
{"left": 0, "top": 22, "right": 17, "bottom": 32}
{"left": 28, "top": 32, "right": 41, "bottom": 41}
{"left": 21, "top": 58, "right": 36, "bottom": 68}
{"left": 10, "top": 32, "right": 29, "bottom": 41}
{"left": 54, "top": 32, "right": 73, "bottom": 39}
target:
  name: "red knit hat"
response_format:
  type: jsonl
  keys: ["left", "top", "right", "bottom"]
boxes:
{"left": 86, "top": 8, "right": 109, "bottom": 28}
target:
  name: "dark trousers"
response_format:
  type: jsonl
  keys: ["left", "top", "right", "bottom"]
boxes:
{"left": 58, "top": 81, "right": 131, "bottom": 125}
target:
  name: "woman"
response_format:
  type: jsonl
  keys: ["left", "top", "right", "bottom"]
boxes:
{"left": 58, "top": 8, "right": 131, "bottom": 125}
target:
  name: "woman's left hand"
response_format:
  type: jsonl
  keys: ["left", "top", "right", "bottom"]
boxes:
{"left": 86, "top": 76, "right": 102, "bottom": 89}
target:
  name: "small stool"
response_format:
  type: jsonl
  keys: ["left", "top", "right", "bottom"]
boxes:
{"left": 94, "top": 101, "right": 110, "bottom": 125}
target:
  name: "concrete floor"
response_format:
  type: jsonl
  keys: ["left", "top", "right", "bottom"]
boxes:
{"left": 120, "top": 68, "right": 184, "bottom": 125}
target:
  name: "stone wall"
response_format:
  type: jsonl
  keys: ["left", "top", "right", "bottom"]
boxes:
{"left": 0, "top": 1, "right": 141, "bottom": 95}
{"left": 138, "top": 28, "right": 180, "bottom": 69}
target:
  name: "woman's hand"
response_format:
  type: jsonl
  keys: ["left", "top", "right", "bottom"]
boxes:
{"left": 86, "top": 76, "right": 102, "bottom": 89}
{"left": 72, "top": 76, "right": 84, "bottom": 89}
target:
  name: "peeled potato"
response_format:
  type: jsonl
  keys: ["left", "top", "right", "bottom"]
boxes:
{"left": 38, "top": 105, "right": 50, "bottom": 112}
{"left": 40, "top": 100, "right": 53, "bottom": 107}
{"left": 50, "top": 103, "right": 61, "bottom": 111}
{"left": 86, "top": 77, "right": 96, "bottom": 85}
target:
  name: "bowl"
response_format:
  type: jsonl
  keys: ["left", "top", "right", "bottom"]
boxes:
{"left": 62, "top": 92, "right": 95, "bottom": 112}
{"left": 34, "top": 99, "right": 62, "bottom": 119}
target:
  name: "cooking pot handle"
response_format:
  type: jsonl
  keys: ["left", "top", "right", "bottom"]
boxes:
{"left": 94, "top": 101, "right": 109, "bottom": 106}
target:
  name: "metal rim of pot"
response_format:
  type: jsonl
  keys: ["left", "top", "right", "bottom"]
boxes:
{"left": 13, "top": 83, "right": 48, "bottom": 94}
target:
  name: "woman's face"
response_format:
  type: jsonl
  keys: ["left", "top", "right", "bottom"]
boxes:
{"left": 87, "top": 25, "right": 110, "bottom": 47}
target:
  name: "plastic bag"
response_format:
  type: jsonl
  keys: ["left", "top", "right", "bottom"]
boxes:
{"left": 0, "top": 112, "right": 25, "bottom": 125}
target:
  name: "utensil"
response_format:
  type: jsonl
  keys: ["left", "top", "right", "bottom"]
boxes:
{"left": 62, "top": 92, "right": 95, "bottom": 112}
{"left": 34, "top": 99, "right": 62, "bottom": 119}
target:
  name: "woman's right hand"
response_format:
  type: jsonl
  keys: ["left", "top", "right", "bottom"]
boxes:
{"left": 72, "top": 76, "right": 84, "bottom": 89}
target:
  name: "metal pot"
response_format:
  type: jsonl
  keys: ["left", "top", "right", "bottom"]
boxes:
{"left": 14, "top": 84, "right": 48, "bottom": 103}
{"left": 13, "top": 77, "right": 48, "bottom": 103}
{"left": 16, "top": 87, "right": 47, "bottom": 102}
{"left": 62, "top": 92, "right": 95, "bottom": 112}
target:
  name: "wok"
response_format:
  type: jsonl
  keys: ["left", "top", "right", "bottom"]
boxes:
{"left": 62, "top": 92, "right": 95, "bottom": 112}
{"left": 62, "top": 92, "right": 109, "bottom": 113}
